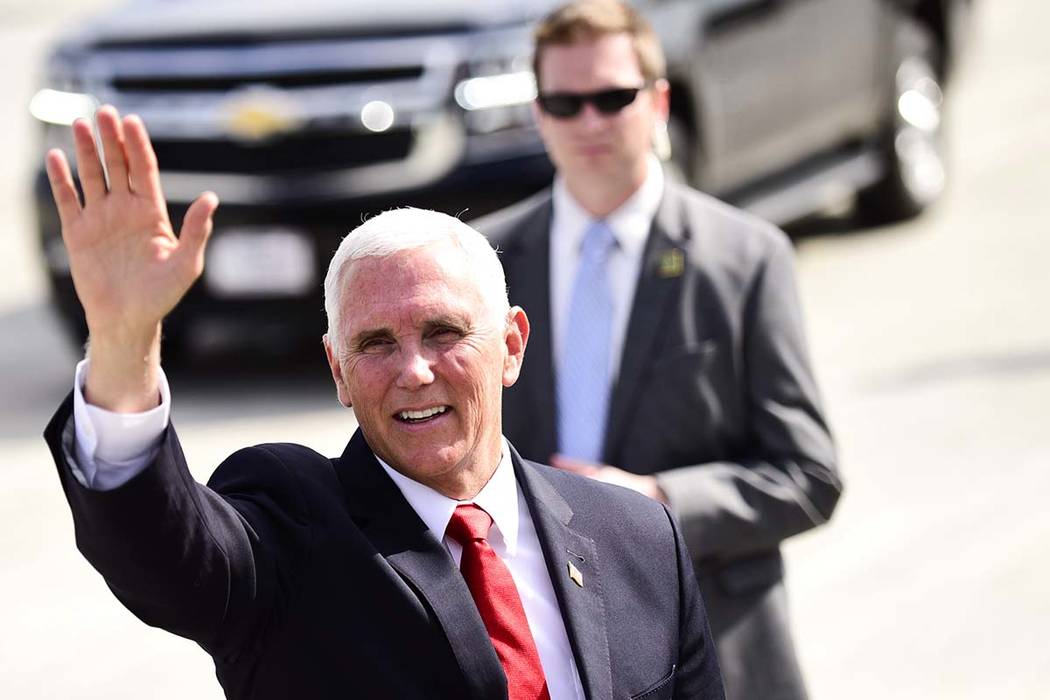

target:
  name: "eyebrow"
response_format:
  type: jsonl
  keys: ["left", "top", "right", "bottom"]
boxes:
{"left": 423, "top": 314, "right": 471, "bottom": 331}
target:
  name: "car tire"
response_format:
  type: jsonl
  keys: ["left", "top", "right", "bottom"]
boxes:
{"left": 857, "top": 17, "right": 947, "bottom": 224}
{"left": 158, "top": 323, "right": 193, "bottom": 367}
{"left": 56, "top": 305, "right": 89, "bottom": 352}
{"left": 53, "top": 297, "right": 191, "bottom": 367}
{"left": 48, "top": 275, "right": 88, "bottom": 347}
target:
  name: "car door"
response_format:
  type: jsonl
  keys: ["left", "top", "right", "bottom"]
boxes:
{"left": 694, "top": 0, "right": 884, "bottom": 194}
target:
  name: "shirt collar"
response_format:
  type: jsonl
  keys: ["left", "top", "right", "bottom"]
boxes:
{"left": 376, "top": 439, "right": 521, "bottom": 555}
{"left": 552, "top": 152, "right": 664, "bottom": 261}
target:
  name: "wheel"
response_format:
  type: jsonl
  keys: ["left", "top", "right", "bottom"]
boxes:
{"left": 857, "top": 18, "right": 947, "bottom": 224}
{"left": 55, "top": 304, "right": 89, "bottom": 352}
{"left": 51, "top": 283, "right": 192, "bottom": 366}
{"left": 48, "top": 274, "right": 89, "bottom": 350}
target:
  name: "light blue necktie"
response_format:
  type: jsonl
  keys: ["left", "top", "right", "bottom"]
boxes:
{"left": 557, "top": 221, "right": 616, "bottom": 462}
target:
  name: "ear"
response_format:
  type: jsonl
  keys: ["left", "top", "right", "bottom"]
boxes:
{"left": 652, "top": 78, "right": 671, "bottom": 122}
{"left": 502, "top": 306, "right": 530, "bottom": 387}
{"left": 323, "top": 334, "right": 352, "bottom": 408}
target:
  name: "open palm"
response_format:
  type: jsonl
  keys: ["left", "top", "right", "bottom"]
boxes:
{"left": 45, "top": 106, "right": 218, "bottom": 336}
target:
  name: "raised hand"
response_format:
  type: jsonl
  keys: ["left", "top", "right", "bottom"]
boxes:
{"left": 45, "top": 105, "right": 219, "bottom": 411}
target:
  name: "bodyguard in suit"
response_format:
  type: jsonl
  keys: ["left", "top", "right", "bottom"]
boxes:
{"left": 478, "top": 2, "right": 843, "bottom": 699}
{"left": 42, "top": 106, "right": 724, "bottom": 698}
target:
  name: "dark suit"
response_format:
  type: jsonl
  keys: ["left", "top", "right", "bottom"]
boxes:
{"left": 478, "top": 182, "right": 842, "bottom": 700}
{"left": 45, "top": 395, "right": 724, "bottom": 699}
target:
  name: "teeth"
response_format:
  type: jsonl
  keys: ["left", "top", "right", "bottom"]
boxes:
{"left": 399, "top": 406, "right": 447, "bottom": 421}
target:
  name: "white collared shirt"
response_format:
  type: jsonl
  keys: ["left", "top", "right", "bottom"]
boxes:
{"left": 550, "top": 153, "right": 665, "bottom": 377}
{"left": 378, "top": 446, "right": 584, "bottom": 700}
{"left": 69, "top": 359, "right": 170, "bottom": 489}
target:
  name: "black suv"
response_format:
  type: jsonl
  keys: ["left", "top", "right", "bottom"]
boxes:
{"left": 30, "top": 0, "right": 970, "bottom": 353}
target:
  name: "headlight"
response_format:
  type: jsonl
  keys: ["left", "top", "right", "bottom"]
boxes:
{"left": 453, "top": 27, "right": 537, "bottom": 134}
{"left": 29, "top": 53, "right": 97, "bottom": 126}
{"left": 454, "top": 71, "right": 536, "bottom": 112}
{"left": 29, "top": 89, "right": 99, "bottom": 126}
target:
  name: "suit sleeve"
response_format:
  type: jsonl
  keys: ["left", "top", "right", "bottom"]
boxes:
{"left": 663, "top": 505, "right": 727, "bottom": 699}
{"left": 44, "top": 397, "right": 312, "bottom": 661}
{"left": 655, "top": 230, "right": 842, "bottom": 560}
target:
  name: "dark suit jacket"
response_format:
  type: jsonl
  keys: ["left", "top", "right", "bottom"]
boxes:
{"left": 45, "top": 395, "right": 724, "bottom": 700}
{"left": 477, "top": 182, "right": 842, "bottom": 700}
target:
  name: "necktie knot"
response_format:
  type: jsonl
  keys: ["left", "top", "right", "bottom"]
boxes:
{"left": 445, "top": 504, "right": 493, "bottom": 545}
{"left": 579, "top": 220, "right": 616, "bottom": 263}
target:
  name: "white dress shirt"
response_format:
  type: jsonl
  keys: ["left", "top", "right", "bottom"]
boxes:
{"left": 550, "top": 153, "right": 664, "bottom": 378}
{"left": 378, "top": 448, "right": 584, "bottom": 700}
{"left": 68, "top": 361, "right": 584, "bottom": 698}
{"left": 70, "top": 359, "right": 169, "bottom": 489}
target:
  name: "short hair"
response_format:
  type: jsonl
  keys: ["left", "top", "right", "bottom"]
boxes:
{"left": 532, "top": 0, "right": 666, "bottom": 89}
{"left": 323, "top": 207, "right": 510, "bottom": 354}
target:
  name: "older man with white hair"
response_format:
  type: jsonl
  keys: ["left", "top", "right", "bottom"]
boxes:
{"left": 42, "top": 105, "right": 725, "bottom": 700}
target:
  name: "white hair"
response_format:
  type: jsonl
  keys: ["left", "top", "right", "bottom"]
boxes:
{"left": 323, "top": 207, "right": 510, "bottom": 353}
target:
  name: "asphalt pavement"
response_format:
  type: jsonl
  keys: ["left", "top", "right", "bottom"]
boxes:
{"left": 1, "top": 2, "right": 1048, "bottom": 698}
{"left": 785, "top": 4, "right": 1050, "bottom": 696}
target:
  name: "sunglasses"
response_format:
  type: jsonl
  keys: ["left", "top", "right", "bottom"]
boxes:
{"left": 536, "top": 85, "right": 648, "bottom": 118}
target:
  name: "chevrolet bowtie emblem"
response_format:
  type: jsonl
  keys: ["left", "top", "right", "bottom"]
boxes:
{"left": 658, "top": 249, "right": 684, "bottom": 278}
{"left": 223, "top": 87, "right": 303, "bottom": 142}
{"left": 568, "top": 561, "right": 584, "bottom": 588}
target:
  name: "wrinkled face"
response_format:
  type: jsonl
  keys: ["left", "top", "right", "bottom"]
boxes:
{"left": 324, "top": 242, "right": 528, "bottom": 499}
{"left": 534, "top": 33, "right": 668, "bottom": 189}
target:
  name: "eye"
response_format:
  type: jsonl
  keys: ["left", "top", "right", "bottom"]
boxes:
{"left": 358, "top": 336, "right": 395, "bottom": 353}
{"left": 427, "top": 325, "right": 464, "bottom": 343}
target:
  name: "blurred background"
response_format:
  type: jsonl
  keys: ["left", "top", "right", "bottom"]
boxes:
{"left": 2, "top": 1, "right": 1048, "bottom": 698}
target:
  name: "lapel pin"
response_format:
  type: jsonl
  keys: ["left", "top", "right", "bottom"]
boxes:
{"left": 568, "top": 561, "right": 584, "bottom": 588}
{"left": 658, "top": 249, "right": 684, "bottom": 278}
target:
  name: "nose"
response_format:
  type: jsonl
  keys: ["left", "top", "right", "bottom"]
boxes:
{"left": 395, "top": 345, "right": 435, "bottom": 389}
{"left": 576, "top": 101, "right": 608, "bottom": 130}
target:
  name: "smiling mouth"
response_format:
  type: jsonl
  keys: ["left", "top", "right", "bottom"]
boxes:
{"left": 396, "top": 406, "right": 449, "bottom": 424}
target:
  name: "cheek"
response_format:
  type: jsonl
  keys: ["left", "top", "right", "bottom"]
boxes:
{"left": 539, "top": 121, "right": 571, "bottom": 151}
{"left": 343, "top": 360, "right": 388, "bottom": 406}
{"left": 444, "top": 353, "right": 500, "bottom": 399}
{"left": 628, "top": 110, "right": 655, "bottom": 143}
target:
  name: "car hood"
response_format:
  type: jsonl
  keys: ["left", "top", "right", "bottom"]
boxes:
{"left": 66, "top": 0, "right": 563, "bottom": 46}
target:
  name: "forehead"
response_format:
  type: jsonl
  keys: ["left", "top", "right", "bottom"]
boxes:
{"left": 339, "top": 243, "right": 483, "bottom": 331}
{"left": 538, "top": 33, "right": 643, "bottom": 91}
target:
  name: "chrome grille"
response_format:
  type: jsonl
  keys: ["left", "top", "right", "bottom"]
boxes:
{"left": 83, "top": 32, "right": 462, "bottom": 175}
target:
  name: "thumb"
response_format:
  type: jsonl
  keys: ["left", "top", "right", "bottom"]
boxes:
{"left": 176, "top": 191, "right": 219, "bottom": 272}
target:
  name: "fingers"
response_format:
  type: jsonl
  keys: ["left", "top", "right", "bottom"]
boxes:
{"left": 66, "top": 107, "right": 157, "bottom": 209}
{"left": 45, "top": 149, "right": 82, "bottom": 229}
{"left": 549, "top": 454, "right": 601, "bottom": 476}
{"left": 176, "top": 191, "right": 219, "bottom": 273}
{"left": 122, "top": 114, "right": 163, "bottom": 200}
{"left": 72, "top": 118, "right": 106, "bottom": 203}
{"left": 96, "top": 106, "right": 129, "bottom": 195}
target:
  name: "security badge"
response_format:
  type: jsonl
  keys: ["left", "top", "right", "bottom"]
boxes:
{"left": 658, "top": 248, "right": 684, "bottom": 278}
{"left": 567, "top": 561, "right": 584, "bottom": 588}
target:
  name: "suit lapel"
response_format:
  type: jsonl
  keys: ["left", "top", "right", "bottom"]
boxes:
{"left": 335, "top": 431, "right": 507, "bottom": 699}
{"left": 501, "top": 199, "right": 559, "bottom": 457}
{"left": 512, "top": 449, "right": 613, "bottom": 700}
{"left": 603, "top": 187, "right": 689, "bottom": 460}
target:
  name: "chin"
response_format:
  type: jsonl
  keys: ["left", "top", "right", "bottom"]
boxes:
{"left": 403, "top": 449, "right": 466, "bottom": 479}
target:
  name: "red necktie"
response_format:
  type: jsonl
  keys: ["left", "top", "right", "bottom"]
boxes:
{"left": 445, "top": 504, "right": 552, "bottom": 700}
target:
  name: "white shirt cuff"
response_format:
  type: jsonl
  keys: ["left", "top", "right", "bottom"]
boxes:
{"left": 70, "top": 359, "right": 171, "bottom": 490}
